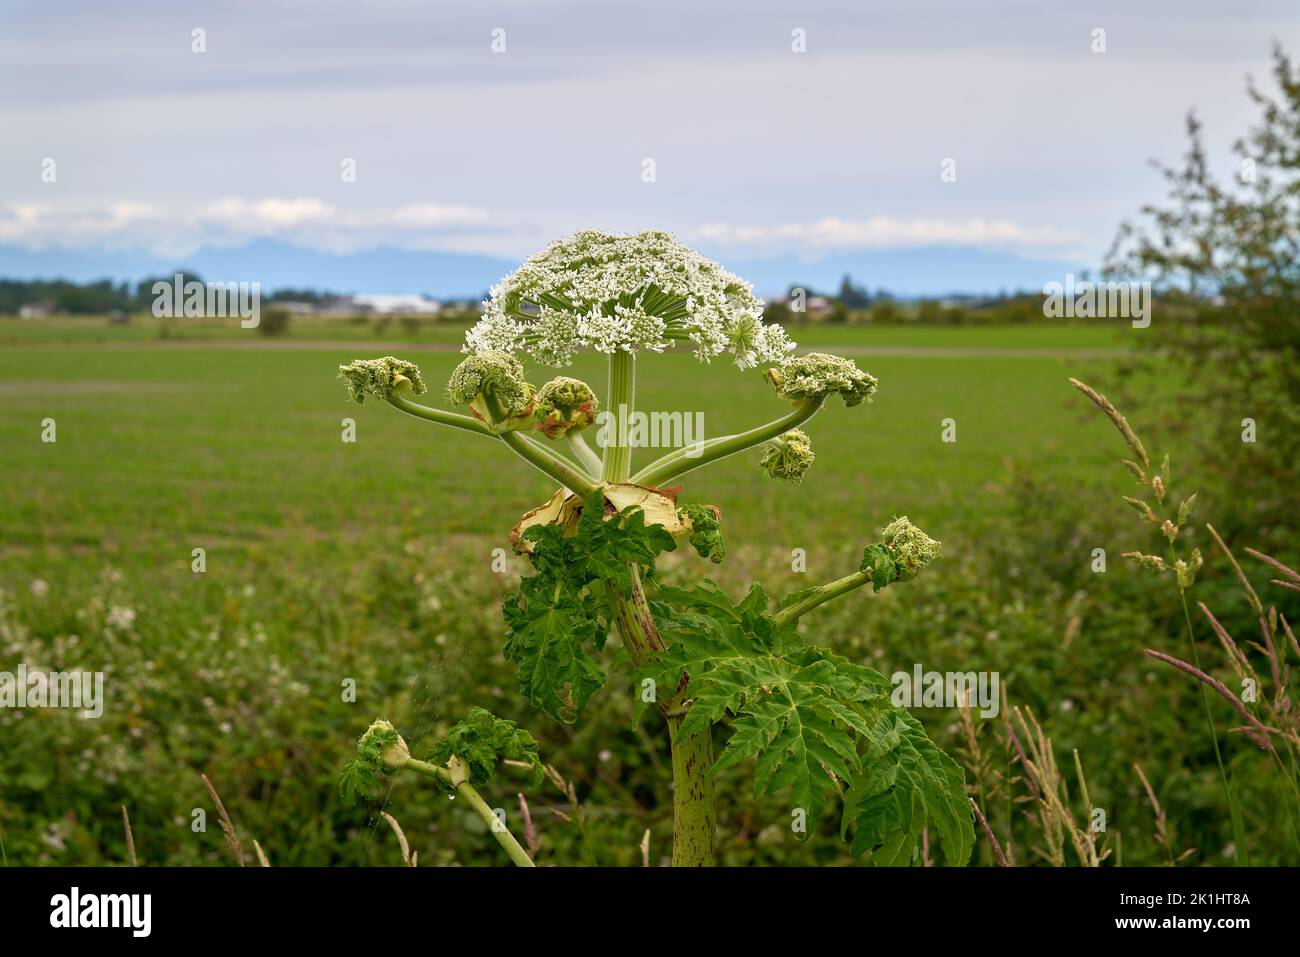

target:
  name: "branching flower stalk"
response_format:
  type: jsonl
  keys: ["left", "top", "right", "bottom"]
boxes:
{"left": 336, "top": 231, "right": 973, "bottom": 866}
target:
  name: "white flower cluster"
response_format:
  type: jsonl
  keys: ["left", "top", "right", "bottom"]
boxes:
{"left": 464, "top": 230, "right": 796, "bottom": 367}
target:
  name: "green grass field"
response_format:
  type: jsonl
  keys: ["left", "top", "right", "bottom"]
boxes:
{"left": 2, "top": 319, "right": 1291, "bottom": 867}
{"left": 0, "top": 318, "right": 1137, "bottom": 560}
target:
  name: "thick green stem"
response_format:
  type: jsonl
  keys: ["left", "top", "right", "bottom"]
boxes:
{"left": 770, "top": 567, "right": 873, "bottom": 630}
{"left": 602, "top": 350, "right": 636, "bottom": 482}
{"left": 609, "top": 567, "right": 717, "bottom": 866}
{"left": 403, "top": 757, "right": 536, "bottom": 867}
{"left": 387, "top": 395, "right": 494, "bottom": 436}
{"left": 666, "top": 719, "right": 717, "bottom": 867}
{"left": 389, "top": 395, "right": 596, "bottom": 492}
{"left": 602, "top": 351, "right": 717, "bottom": 865}
{"left": 501, "top": 430, "right": 600, "bottom": 496}
{"left": 632, "top": 397, "right": 824, "bottom": 487}
{"left": 567, "top": 432, "right": 605, "bottom": 476}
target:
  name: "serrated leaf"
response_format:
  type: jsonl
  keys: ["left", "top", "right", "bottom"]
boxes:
{"left": 641, "top": 574, "right": 968, "bottom": 863}
{"left": 860, "top": 542, "right": 898, "bottom": 590}
{"left": 505, "top": 489, "right": 678, "bottom": 723}
{"left": 428, "top": 706, "right": 544, "bottom": 787}
{"left": 842, "top": 710, "right": 973, "bottom": 865}
{"left": 503, "top": 589, "right": 604, "bottom": 722}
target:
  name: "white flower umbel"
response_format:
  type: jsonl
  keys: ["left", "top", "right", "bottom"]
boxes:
{"left": 465, "top": 230, "right": 796, "bottom": 368}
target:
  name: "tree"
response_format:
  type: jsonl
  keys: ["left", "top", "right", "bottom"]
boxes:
{"left": 1108, "top": 45, "right": 1300, "bottom": 534}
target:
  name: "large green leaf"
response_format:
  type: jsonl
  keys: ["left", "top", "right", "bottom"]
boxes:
{"left": 842, "top": 709, "right": 974, "bottom": 865}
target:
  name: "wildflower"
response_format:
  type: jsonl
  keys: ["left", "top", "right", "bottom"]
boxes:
{"left": 447, "top": 352, "right": 536, "bottom": 433}
{"left": 463, "top": 230, "right": 794, "bottom": 367}
{"left": 338, "top": 356, "right": 427, "bottom": 404}
{"left": 29, "top": 579, "right": 48, "bottom": 598}
{"left": 106, "top": 605, "right": 136, "bottom": 630}
{"left": 765, "top": 353, "right": 878, "bottom": 407}
{"left": 532, "top": 376, "right": 598, "bottom": 439}
{"left": 758, "top": 429, "right": 815, "bottom": 482}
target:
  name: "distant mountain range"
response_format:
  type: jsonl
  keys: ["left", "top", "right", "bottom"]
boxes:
{"left": 0, "top": 239, "right": 1086, "bottom": 299}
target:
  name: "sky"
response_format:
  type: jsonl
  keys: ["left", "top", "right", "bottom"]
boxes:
{"left": 1, "top": 0, "right": 1297, "bottom": 294}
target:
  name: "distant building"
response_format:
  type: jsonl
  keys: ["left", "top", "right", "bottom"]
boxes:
{"left": 310, "top": 294, "right": 441, "bottom": 317}
{"left": 779, "top": 294, "right": 833, "bottom": 318}
{"left": 272, "top": 300, "right": 317, "bottom": 315}
{"left": 313, "top": 295, "right": 360, "bottom": 317}
{"left": 19, "top": 301, "right": 54, "bottom": 319}
{"left": 349, "top": 294, "right": 441, "bottom": 315}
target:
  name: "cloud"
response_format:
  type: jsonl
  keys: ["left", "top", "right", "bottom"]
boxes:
{"left": 391, "top": 204, "right": 493, "bottom": 228}
{"left": 0, "top": 198, "right": 505, "bottom": 257}
{"left": 693, "top": 216, "right": 1085, "bottom": 257}
{"left": 0, "top": 200, "right": 1088, "bottom": 264}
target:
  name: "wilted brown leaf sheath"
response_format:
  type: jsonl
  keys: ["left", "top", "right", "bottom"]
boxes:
{"left": 1142, "top": 649, "right": 1274, "bottom": 750}
{"left": 1068, "top": 377, "right": 1150, "bottom": 471}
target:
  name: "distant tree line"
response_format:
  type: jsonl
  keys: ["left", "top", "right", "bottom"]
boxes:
{"left": 0, "top": 276, "right": 479, "bottom": 315}
{"left": 761, "top": 274, "right": 1051, "bottom": 326}
{"left": 0, "top": 270, "right": 1187, "bottom": 327}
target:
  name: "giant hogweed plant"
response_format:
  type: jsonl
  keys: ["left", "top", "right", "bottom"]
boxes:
{"left": 336, "top": 231, "right": 973, "bottom": 866}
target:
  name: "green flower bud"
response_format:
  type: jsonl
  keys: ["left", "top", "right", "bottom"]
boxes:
{"left": 360, "top": 718, "right": 411, "bottom": 770}
{"left": 338, "top": 356, "right": 427, "bottom": 405}
{"left": 339, "top": 718, "right": 411, "bottom": 803}
{"left": 678, "top": 503, "right": 725, "bottom": 563}
{"left": 765, "top": 353, "right": 878, "bottom": 407}
{"left": 861, "top": 516, "right": 942, "bottom": 588}
{"left": 447, "top": 351, "right": 536, "bottom": 433}
{"left": 759, "top": 429, "right": 814, "bottom": 482}
{"left": 879, "top": 516, "right": 942, "bottom": 580}
{"left": 533, "top": 376, "right": 598, "bottom": 439}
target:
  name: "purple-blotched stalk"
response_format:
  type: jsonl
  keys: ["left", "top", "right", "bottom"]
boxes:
{"left": 600, "top": 348, "right": 718, "bottom": 866}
